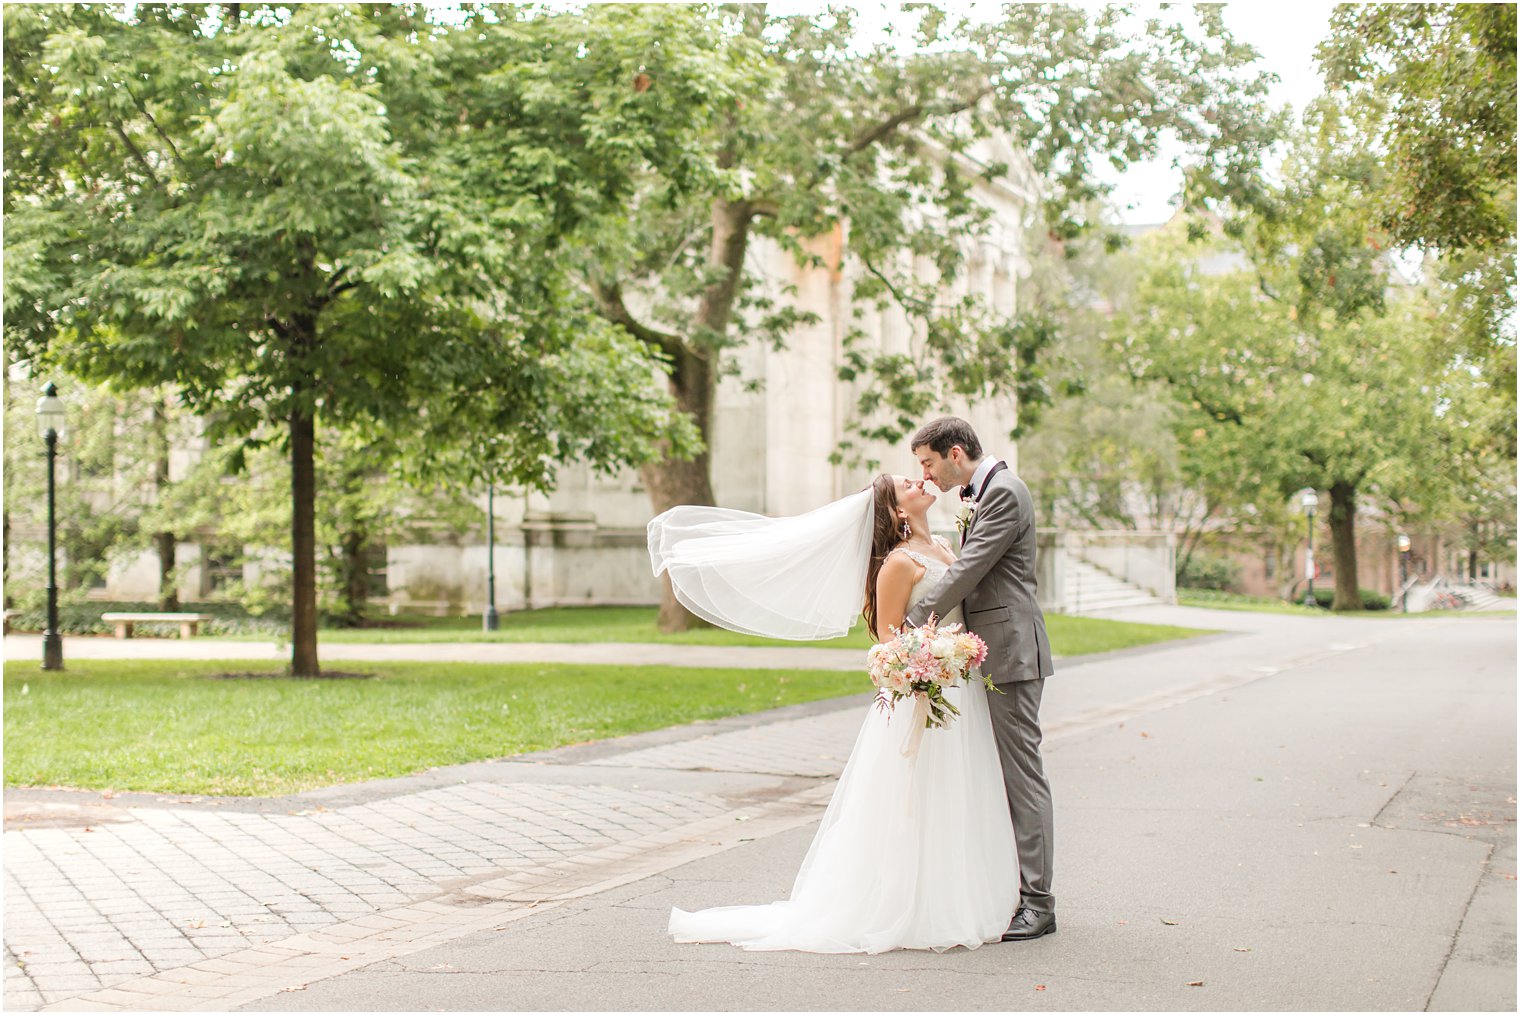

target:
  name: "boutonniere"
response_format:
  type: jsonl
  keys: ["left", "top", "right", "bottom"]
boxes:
{"left": 954, "top": 497, "right": 977, "bottom": 535}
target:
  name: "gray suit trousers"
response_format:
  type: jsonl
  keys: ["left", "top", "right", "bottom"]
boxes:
{"left": 988, "top": 677, "right": 1055, "bottom": 913}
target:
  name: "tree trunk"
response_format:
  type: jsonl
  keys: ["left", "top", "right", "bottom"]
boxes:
{"left": 154, "top": 532, "right": 178, "bottom": 611}
{"left": 339, "top": 528, "right": 368, "bottom": 626}
{"left": 1327, "top": 479, "right": 1360, "bottom": 611}
{"left": 290, "top": 397, "right": 320, "bottom": 677}
{"left": 641, "top": 197, "right": 752, "bottom": 632}
{"left": 642, "top": 344, "right": 717, "bottom": 631}
{"left": 152, "top": 397, "right": 179, "bottom": 611}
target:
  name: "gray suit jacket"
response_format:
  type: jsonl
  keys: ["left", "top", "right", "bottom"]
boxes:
{"left": 905, "top": 465, "right": 1054, "bottom": 684}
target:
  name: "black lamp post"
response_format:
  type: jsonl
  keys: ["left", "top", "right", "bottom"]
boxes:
{"left": 1301, "top": 488, "right": 1319, "bottom": 608}
{"left": 483, "top": 483, "right": 499, "bottom": 632}
{"left": 36, "top": 382, "right": 66, "bottom": 670}
{"left": 1397, "top": 533, "right": 1411, "bottom": 612}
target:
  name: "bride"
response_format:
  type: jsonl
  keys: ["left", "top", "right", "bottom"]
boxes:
{"left": 648, "top": 474, "right": 1019, "bottom": 953}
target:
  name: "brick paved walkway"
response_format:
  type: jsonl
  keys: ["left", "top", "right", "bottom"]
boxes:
{"left": 3, "top": 698, "right": 862, "bottom": 1012}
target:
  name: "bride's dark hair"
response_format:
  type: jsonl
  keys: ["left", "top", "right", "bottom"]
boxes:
{"left": 862, "top": 474, "right": 904, "bottom": 638}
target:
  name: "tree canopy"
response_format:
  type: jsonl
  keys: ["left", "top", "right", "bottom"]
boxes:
{"left": 3, "top": 3, "right": 722, "bottom": 671}
{"left": 1316, "top": 4, "right": 1517, "bottom": 453}
{"left": 557, "top": 4, "right": 1286, "bottom": 626}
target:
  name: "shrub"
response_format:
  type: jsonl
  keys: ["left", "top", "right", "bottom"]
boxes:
{"left": 5, "top": 599, "right": 288, "bottom": 637}
{"left": 1310, "top": 588, "right": 1390, "bottom": 611}
{"left": 1177, "top": 553, "right": 1241, "bottom": 592}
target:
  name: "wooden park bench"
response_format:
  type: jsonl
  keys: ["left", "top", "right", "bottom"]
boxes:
{"left": 101, "top": 612, "right": 216, "bottom": 639}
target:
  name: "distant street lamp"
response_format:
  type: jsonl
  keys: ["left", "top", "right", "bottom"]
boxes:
{"left": 1301, "top": 488, "right": 1319, "bottom": 608}
{"left": 1397, "top": 532, "right": 1412, "bottom": 612}
{"left": 483, "top": 483, "right": 499, "bottom": 632}
{"left": 36, "top": 382, "right": 67, "bottom": 670}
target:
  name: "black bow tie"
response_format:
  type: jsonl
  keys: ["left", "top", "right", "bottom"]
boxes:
{"left": 961, "top": 484, "right": 976, "bottom": 500}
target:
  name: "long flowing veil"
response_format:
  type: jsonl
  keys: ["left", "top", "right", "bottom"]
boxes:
{"left": 647, "top": 489, "right": 874, "bottom": 640}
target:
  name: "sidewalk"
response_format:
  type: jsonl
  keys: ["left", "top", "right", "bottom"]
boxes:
{"left": 4, "top": 607, "right": 1514, "bottom": 1011}
{"left": 1, "top": 634, "right": 867, "bottom": 670}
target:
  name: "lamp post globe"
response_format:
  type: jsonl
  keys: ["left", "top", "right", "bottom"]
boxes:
{"left": 36, "top": 382, "right": 66, "bottom": 670}
{"left": 36, "top": 383, "right": 66, "bottom": 439}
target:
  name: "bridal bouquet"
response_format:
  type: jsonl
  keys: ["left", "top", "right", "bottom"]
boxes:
{"left": 866, "top": 615, "right": 990, "bottom": 733}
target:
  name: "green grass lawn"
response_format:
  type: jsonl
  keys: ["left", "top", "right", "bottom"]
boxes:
{"left": 3, "top": 658, "right": 867, "bottom": 796}
{"left": 3, "top": 611, "right": 1211, "bottom": 798}
{"left": 230, "top": 605, "right": 1209, "bottom": 657}
{"left": 1178, "top": 589, "right": 1324, "bottom": 615}
{"left": 1177, "top": 588, "right": 1514, "bottom": 619}
{"left": 16, "top": 604, "right": 1210, "bottom": 655}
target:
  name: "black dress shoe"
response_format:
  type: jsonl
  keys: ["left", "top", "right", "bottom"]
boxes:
{"left": 1001, "top": 906, "right": 1056, "bottom": 941}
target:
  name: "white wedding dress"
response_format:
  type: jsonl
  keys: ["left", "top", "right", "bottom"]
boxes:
{"left": 668, "top": 546, "right": 1020, "bottom": 953}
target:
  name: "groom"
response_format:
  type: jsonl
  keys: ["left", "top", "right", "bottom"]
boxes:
{"left": 904, "top": 416, "right": 1057, "bottom": 942}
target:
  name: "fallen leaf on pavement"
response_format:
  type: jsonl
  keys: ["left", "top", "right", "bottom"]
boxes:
{"left": 1034, "top": 985, "right": 1047, "bottom": 991}
{"left": 1161, "top": 918, "right": 1178, "bottom": 925}
{"left": 1187, "top": 980, "right": 1204, "bottom": 987}
{"left": 1233, "top": 947, "right": 1252, "bottom": 952}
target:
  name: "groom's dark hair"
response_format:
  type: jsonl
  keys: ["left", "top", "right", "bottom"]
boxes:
{"left": 910, "top": 417, "right": 983, "bottom": 460}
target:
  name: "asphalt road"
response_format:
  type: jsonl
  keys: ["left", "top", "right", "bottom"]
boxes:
{"left": 243, "top": 609, "right": 1516, "bottom": 1012}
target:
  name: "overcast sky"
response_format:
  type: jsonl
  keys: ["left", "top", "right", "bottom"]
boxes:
{"left": 1108, "top": 2, "right": 1333, "bottom": 224}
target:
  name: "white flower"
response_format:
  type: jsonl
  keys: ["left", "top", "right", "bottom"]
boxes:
{"left": 954, "top": 498, "right": 977, "bottom": 533}
{"left": 930, "top": 636, "right": 955, "bottom": 659}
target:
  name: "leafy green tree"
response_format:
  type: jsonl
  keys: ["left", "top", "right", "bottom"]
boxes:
{"left": 153, "top": 425, "right": 481, "bottom": 624}
{"left": 1006, "top": 202, "right": 1332, "bottom": 590}
{"left": 4, "top": 4, "right": 715, "bottom": 673}
{"left": 1317, "top": 4, "right": 1517, "bottom": 450}
{"left": 567, "top": 4, "right": 1284, "bottom": 627}
{"left": 1121, "top": 217, "right": 1462, "bottom": 610}
{"left": 1317, "top": 4, "right": 1515, "bottom": 255}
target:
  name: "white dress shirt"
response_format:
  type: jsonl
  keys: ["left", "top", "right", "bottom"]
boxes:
{"left": 966, "top": 455, "right": 1001, "bottom": 500}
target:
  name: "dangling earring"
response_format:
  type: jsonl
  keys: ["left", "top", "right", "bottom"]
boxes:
{"left": 900, "top": 517, "right": 911, "bottom": 541}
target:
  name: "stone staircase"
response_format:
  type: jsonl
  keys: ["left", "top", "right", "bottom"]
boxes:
{"left": 1060, "top": 558, "right": 1167, "bottom": 615}
{"left": 1450, "top": 582, "right": 1505, "bottom": 611}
